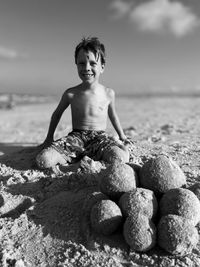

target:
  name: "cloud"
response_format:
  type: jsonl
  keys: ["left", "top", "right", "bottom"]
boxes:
{"left": 0, "top": 46, "right": 25, "bottom": 59}
{"left": 110, "top": 0, "right": 200, "bottom": 37}
{"left": 110, "top": 0, "right": 132, "bottom": 18}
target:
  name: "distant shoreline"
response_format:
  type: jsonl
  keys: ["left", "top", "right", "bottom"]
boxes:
{"left": 118, "top": 92, "right": 200, "bottom": 98}
{"left": 0, "top": 92, "right": 200, "bottom": 109}
{"left": 2, "top": 92, "right": 200, "bottom": 97}
{"left": 0, "top": 93, "right": 56, "bottom": 108}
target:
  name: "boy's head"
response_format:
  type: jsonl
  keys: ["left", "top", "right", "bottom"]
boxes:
{"left": 75, "top": 37, "right": 106, "bottom": 66}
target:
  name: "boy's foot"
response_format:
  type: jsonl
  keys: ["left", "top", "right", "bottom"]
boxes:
{"left": 51, "top": 165, "right": 65, "bottom": 176}
{"left": 59, "top": 162, "right": 80, "bottom": 173}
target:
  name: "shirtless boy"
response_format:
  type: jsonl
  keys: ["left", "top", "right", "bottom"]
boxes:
{"left": 36, "top": 37, "right": 129, "bottom": 170}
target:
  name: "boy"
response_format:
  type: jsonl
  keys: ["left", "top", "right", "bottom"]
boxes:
{"left": 36, "top": 37, "right": 129, "bottom": 171}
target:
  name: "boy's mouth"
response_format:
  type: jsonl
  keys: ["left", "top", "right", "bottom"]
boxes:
{"left": 82, "top": 74, "right": 94, "bottom": 78}
{"left": 83, "top": 73, "right": 93, "bottom": 76}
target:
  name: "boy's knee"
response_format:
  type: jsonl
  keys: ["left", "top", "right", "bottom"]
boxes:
{"left": 102, "top": 145, "right": 130, "bottom": 163}
{"left": 36, "top": 147, "right": 57, "bottom": 169}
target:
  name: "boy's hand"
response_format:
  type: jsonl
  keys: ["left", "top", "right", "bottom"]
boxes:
{"left": 120, "top": 135, "right": 135, "bottom": 146}
{"left": 119, "top": 134, "right": 127, "bottom": 142}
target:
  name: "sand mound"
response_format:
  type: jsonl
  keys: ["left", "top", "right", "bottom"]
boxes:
{"left": 158, "top": 214, "right": 199, "bottom": 256}
{"left": 123, "top": 214, "right": 156, "bottom": 252}
{"left": 159, "top": 188, "right": 200, "bottom": 226}
{"left": 90, "top": 199, "right": 123, "bottom": 235}
{"left": 139, "top": 155, "right": 187, "bottom": 194}
{"left": 100, "top": 161, "right": 137, "bottom": 200}
{"left": 118, "top": 188, "right": 158, "bottom": 219}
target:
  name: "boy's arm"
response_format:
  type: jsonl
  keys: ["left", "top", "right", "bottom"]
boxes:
{"left": 42, "top": 90, "right": 71, "bottom": 147}
{"left": 108, "top": 89, "right": 127, "bottom": 141}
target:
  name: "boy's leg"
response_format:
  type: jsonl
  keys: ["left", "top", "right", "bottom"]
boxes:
{"left": 102, "top": 143, "right": 130, "bottom": 163}
{"left": 85, "top": 133, "right": 130, "bottom": 163}
{"left": 36, "top": 146, "right": 67, "bottom": 170}
{"left": 35, "top": 133, "right": 85, "bottom": 170}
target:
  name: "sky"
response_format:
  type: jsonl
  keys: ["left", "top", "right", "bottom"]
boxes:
{"left": 0, "top": 0, "right": 200, "bottom": 95}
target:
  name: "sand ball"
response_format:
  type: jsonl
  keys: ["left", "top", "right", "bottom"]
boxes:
{"left": 82, "top": 191, "right": 109, "bottom": 215}
{"left": 119, "top": 188, "right": 158, "bottom": 219}
{"left": 158, "top": 214, "right": 199, "bottom": 256}
{"left": 90, "top": 199, "right": 123, "bottom": 235}
{"left": 100, "top": 162, "right": 137, "bottom": 199}
{"left": 140, "top": 155, "right": 186, "bottom": 194}
{"left": 123, "top": 214, "right": 156, "bottom": 252}
{"left": 159, "top": 188, "right": 200, "bottom": 226}
{"left": 189, "top": 183, "right": 200, "bottom": 201}
{"left": 102, "top": 145, "right": 130, "bottom": 163}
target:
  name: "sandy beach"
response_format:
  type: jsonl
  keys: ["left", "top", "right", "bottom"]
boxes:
{"left": 0, "top": 96, "right": 200, "bottom": 266}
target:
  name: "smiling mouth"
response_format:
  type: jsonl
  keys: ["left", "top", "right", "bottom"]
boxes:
{"left": 82, "top": 74, "right": 94, "bottom": 77}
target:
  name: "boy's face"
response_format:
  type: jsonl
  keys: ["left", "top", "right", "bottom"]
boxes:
{"left": 76, "top": 49, "right": 105, "bottom": 85}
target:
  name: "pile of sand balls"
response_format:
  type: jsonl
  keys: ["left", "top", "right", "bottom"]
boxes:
{"left": 89, "top": 155, "right": 200, "bottom": 256}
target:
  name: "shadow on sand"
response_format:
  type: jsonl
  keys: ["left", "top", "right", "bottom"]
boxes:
{"left": 0, "top": 144, "right": 128, "bottom": 253}
{"left": 0, "top": 142, "right": 38, "bottom": 154}
{"left": 0, "top": 142, "right": 40, "bottom": 170}
{"left": 5, "top": 177, "right": 128, "bottom": 251}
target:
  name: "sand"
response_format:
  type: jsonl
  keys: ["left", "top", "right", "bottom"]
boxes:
{"left": 0, "top": 96, "right": 200, "bottom": 266}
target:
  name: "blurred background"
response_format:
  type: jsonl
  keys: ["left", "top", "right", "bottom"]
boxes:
{"left": 0, "top": 0, "right": 200, "bottom": 97}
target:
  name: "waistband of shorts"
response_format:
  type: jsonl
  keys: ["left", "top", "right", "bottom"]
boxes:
{"left": 72, "top": 129, "right": 105, "bottom": 134}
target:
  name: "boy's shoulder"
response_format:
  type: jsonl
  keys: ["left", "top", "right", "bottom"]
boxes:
{"left": 62, "top": 85, "right": 80, "bottom": 97}
{"left": 95, "top": 85, "right": 115, "bottom": 100}
{"left": 65, "top": 85, "right": 80, "bottom": 94}
{"left": 59, "top": 86, "right": 80, "bottom": 104}
{"left": 105, "top": 87, "right": 115, "bottom": 98}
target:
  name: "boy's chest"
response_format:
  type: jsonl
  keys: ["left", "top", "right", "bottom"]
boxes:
{"left": 71, "top": 93, "right": 109, "bottom": 115}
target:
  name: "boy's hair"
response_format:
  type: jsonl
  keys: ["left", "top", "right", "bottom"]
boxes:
{"left": 75, "top": 37, "right": 106, "bottom": 65}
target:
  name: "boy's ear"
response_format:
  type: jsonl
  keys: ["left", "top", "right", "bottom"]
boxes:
{"left": 101, "top": 64, "right": 105, "bottom": 73}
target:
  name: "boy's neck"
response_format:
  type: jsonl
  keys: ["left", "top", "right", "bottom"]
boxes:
{"left": 81, "top": 81, "right": 101, "bottom": 91}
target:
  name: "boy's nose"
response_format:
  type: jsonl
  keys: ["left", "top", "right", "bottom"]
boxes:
{"left": 85, "top": 62, "right": 91, "bottom": 70}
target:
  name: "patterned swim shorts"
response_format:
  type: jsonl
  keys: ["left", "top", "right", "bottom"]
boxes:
{"left": 51, "top": 129, "right": 121, "bottom": 163}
